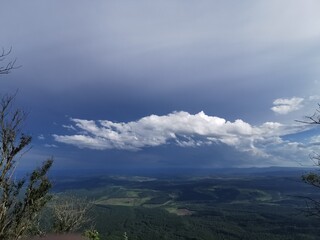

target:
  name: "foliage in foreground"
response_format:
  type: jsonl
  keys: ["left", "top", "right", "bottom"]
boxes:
{"left": 0, "top": 96, "right": 53, "bottom": 240}
{"left": 1, "top": 51, "right": 53, "bottom": 239}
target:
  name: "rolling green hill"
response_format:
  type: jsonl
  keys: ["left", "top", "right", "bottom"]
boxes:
{"left": 51, "top": 170, "right": 320, "bottom": 240}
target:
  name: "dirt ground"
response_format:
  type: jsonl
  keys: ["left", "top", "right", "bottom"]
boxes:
{"left": 27, "top": 234, "right": 84, "bottom": 240}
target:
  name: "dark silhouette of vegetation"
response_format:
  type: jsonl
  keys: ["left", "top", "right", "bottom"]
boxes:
{"left": 0, "top": 49, "right": 53, "bottom": 240}
{"left": 0, "top": 47, "right": 19, "bottom": 75}
{"left": 299, "top": 106, "right": 320, "bottom": 217}
{"left": 297, "top": 105, "right": 320, "bottom": 125}
{"left": 0, "top": 95, "right": 53, "bottom": 240}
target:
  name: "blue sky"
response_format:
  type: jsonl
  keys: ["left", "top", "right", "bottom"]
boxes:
{"left": 2, "top": 0, "right": 320, "bottom": 170}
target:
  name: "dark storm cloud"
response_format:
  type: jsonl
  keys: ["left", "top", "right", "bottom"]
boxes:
{"left": 1, "top": 1, "right": 320, "bottom": 167}
{"left": 2, "top": 1, "right": 320, "bottom": 100}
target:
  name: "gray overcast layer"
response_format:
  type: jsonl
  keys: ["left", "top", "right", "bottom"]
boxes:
{"left": 1, "top": 1, "right": 320, "bottom": 169}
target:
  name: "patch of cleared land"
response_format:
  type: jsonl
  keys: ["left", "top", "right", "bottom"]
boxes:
{"left": 165, "top": 207, "right": 194, "bottom": 216}
{"left": 95, "top": 197, "right": 151, "bottom": 207}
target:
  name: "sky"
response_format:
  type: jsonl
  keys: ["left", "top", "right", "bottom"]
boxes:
{"left": 1, "top": 0, "right": 320, "bottom": 170}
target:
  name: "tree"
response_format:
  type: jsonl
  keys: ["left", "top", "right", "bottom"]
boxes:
{"left": 0, "top": 47, "right": 18, "bottom": 75}
{"left": 50, "top": 195, "right": 92, "bottom": 234}
{"left": 299, "top": 106, "right": 320, "bottom": 217}
{"left": 301, "top": 170, "right": 320, "bottom": 217}
{"left": 83, "top": 229, "right": 100, "bottom": 240}
{"left": 0, "top": 50, "right": 53, "bottom": 239}
{"left": 0, "top": 94, "right": 53, "bottom": 239}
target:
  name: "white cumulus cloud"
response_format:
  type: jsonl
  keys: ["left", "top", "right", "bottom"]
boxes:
{"left": 271, "top": 97, "right": 304, "bottom": 114}
{"left": 53, "top": 111, "right": 308, "bottom": 161}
